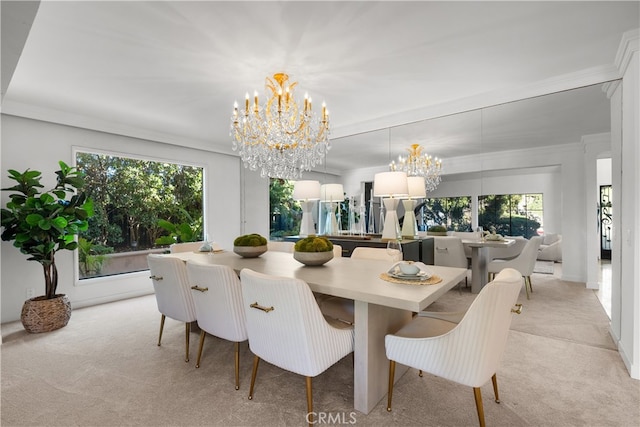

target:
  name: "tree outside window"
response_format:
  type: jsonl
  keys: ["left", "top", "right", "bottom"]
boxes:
{"left": 76, "top": 152, "right": 203, "bottom": 279}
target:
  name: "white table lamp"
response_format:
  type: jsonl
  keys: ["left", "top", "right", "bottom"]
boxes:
{"left": 293, "top": 180, "right": 321, "bottom": 237}
{"left": 320, "top": 183, "right": 344, "bottom": 235}
{"left": 374, "top": 171, "right": 408, "bottom": 241}
{"left": 401, "top": 176, "right": 426, "bottom": 238}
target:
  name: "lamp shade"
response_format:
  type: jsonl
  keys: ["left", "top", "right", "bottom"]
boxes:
{"left": 407, "top": 176, "right": 426, "bottom": 198}
{"left": 293, "top": 180, "right": 321, "bottom": 200}
{"left": 320, "top": 183, "right": 344, "bottom": 202}
{"left": 373, "top": 171, "right": 408, "bottom": 197}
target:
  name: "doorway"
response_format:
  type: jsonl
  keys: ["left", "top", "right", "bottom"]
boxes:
{"left": 599, "top": 185, "right": 612, "bottom": 260}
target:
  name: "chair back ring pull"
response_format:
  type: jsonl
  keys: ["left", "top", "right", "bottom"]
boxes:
{"left": 511, "top": 303, "right": 523, "bottom": 314}
{"left": 149, "top": 275, "right": 163, "bottom": 281}
{"left": 191, "top": 285, "right": 209, "bottom": 292}
{"left": 250, "top": 302, "right": 274, "bottom": 313}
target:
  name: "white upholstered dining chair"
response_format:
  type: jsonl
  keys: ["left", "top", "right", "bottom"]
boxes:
{"left": 239, "top": 268, "right": 354, "bottom": 426}
{"left": 385, "top": 268, "right": 523, "bottom": 427}
{"left": 487, "top": 236, "right": 542, "bottom": 299}
{"left": 147, "top": 254, "right": 197, "bottom": 362}
{"left": 267, "top": 240, "right": 295, "bottom": 253}
{"left": 351, "top": 246, "right": 402, "bottom": 262}
{"left": 186, "top": 260, "right": 248, "bottom": 389}
{"left": 433, "top": 236, "right": 468, "bottom": 287}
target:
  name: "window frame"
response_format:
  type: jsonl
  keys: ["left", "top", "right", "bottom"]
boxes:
{"left": 72, "top": 146, "right": 207, "bottom": 285}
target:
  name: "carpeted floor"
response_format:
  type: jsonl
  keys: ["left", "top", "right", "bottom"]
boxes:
{"left": 2, "top": 272, "right": 639, "bottom": 426}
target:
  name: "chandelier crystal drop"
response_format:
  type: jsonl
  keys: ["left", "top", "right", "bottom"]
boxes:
{"left": 389, "top": 143, "right": 442, "bottom": 193}
{"left": 230, "top": 73, "right": 331, "bottom": 179}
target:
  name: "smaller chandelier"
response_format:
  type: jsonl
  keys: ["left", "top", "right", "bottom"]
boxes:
{"left": 389, "top": 143, "right": 442, "bottom": 193}
{"left": 231, "top": 73, "right": 330, "bottom": 179}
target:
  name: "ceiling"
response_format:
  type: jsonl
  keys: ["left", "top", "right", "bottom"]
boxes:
{"left": 2, "top": 1, "right": 638, "bottom": 175}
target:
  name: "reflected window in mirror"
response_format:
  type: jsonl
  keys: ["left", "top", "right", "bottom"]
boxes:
{"left": 478, "top": 193, "right": 543, "bottom": 238}
{"left": 419, "top": 196, "right": 472, "bottom": 231}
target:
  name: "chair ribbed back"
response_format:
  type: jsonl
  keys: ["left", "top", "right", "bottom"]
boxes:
{"left": 267, "top": 241, "right": 295, "bottom": 253}
{"left": 186, "top": 261, "right": 248, "bottom": 343}
{"left": 386, "top": 268, "right": 522, "bottom": 388}
{"left": 147, "top": 254, "right": 197, "bottom": 323}
{"left": 351, "top": 247, "right": 401, "bottom": 262}
{"left": 240, "top": 268, "right": 354, "bottom": 378}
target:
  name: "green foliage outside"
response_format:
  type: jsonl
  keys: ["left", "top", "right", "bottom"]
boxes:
{"left": 154, "top": 209, "right": 203, "bottom": 245}
{"left": 78, "top": 237, "right": 113, "bottom": 278}
{"left": 294, "top": 236, "right": 333, "bottom": 252}
{"left": 76, "top": 153, "right": 203, "bottom": 252}
{"left": 420, "top": 196, "right": 472, "bottom": 231}
{"left": 269, "top": 178, "right": 301, "bottom": 238}
{"left": 478, "top": 194, "right": 542, "bottom": 238}
{"left": 234, "top": 233, "right": 267, "bottom": 246}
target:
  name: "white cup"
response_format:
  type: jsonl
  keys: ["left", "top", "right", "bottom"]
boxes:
{"left": 399, "top": 262, "right": 420, "bottom": 275}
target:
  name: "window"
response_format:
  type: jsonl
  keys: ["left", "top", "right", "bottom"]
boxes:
{"left": 419, "top": 196, "right": 472, "bottom": 231}
{"left": 478, "top": 193, "right": 542, "bottom": 238}
{"left": 75, "top": 151, "right": 204, "bottom": 279}
{"left": 269, "top": 178, "right": 302, "bottom": 239}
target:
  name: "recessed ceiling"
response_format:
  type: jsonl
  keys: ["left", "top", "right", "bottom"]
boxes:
{"left": 2, "top": 1, "right": 638, "bottom": 174}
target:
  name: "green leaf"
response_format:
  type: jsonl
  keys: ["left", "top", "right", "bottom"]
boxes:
{"left": 51, "top": 216, "right": 68, "bottom": 229}
{"left": 38, "top": 218, "right": 52, "bottom": 230}
{"left": 26, "top": 214, "right": 44, "bottom": 226}
{"left": 39, "top": 193, "right": 55, "bottom": 204}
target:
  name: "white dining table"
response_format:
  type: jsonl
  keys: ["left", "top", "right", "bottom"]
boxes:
{"left": 462, "top": 238, "right": 515, "bottom": 294}
{"left": 164, "top": 250, "right": 467, "bottom": 414}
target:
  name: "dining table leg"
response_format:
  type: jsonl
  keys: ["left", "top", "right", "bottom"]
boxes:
{"left": 470, "top": 246, "right": 490, "bottom": 293}
{"left": 353, "top": 300, "right": 412, "bottom": 414}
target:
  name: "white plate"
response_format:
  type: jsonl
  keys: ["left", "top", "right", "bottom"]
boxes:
{"left": 390, "top": 271, "right": 431, "bottom": 281}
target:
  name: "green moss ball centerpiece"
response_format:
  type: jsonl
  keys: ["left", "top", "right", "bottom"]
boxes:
{"left": 427, "top": 225, "right": 448, "bottom": 236}
{"left": 293, "top": 236, "right": 334, "bottom": 266}
{"left": 233, "top": 233, "right": 268, "bottom": 258}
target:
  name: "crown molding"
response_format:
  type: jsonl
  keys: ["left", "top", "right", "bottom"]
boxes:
{"left": 614, "top": 28, "right": 639, "bottom": 76}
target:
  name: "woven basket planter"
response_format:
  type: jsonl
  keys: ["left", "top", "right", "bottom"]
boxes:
{"left": 21, "top": 294, "right": 72, "bottom": 333}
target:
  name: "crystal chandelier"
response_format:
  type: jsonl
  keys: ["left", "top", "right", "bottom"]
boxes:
{"left": 389, "top": 143, "right": 442, "bottom": 192}
{"left": 231, "top": 73, "right": 330, "bottom": 179}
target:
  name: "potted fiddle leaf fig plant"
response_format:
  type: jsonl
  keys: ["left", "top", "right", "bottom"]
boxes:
{"left": 1, "top": 161, "right": 94, "bottom": 333}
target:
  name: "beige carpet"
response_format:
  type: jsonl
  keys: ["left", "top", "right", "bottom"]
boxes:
{"left": 2, "top": 272, "right": 639, "bottom": 426}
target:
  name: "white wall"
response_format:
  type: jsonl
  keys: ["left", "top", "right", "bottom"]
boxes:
{"left": 614, "top": 35, "right": 639, "bottom": 379}
{"left": 1, "top": 115, "right": 243, "bottom": 323}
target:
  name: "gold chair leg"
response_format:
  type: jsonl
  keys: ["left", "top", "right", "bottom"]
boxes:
{"left": 387, "top": 360, "right": 396, "bottom": 412}
{"left": 195, "top": 330, "right": 206, "bottom": 368}
{"left": 526, "top": 275, "right": 533, "bottom": 293}
{"left": 306, "top": 376, "right": 313, "bottom": 427}
{"left": 523, "top": 277, "right": 530, "bottom": 300}
{"left": 234, "top": 342, "right": 240, "bottom": 390}
{"left": 184, "top": 322, "right": 191, "bottom": 362}
{"left": 491, "top": 373, "right": 500, "bottom": 403}
{"left": 473, "top": 387, "right": 486, "bottom": 427}
{"left": 248, "top": 355, "right": 260, "bottom": 400}
{"left": 157, "top": 314, "right": 166, "bottom": 346}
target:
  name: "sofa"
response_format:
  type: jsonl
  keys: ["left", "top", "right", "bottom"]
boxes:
{"left": 537, "top": 233, "right": 562, "bottom": 262}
